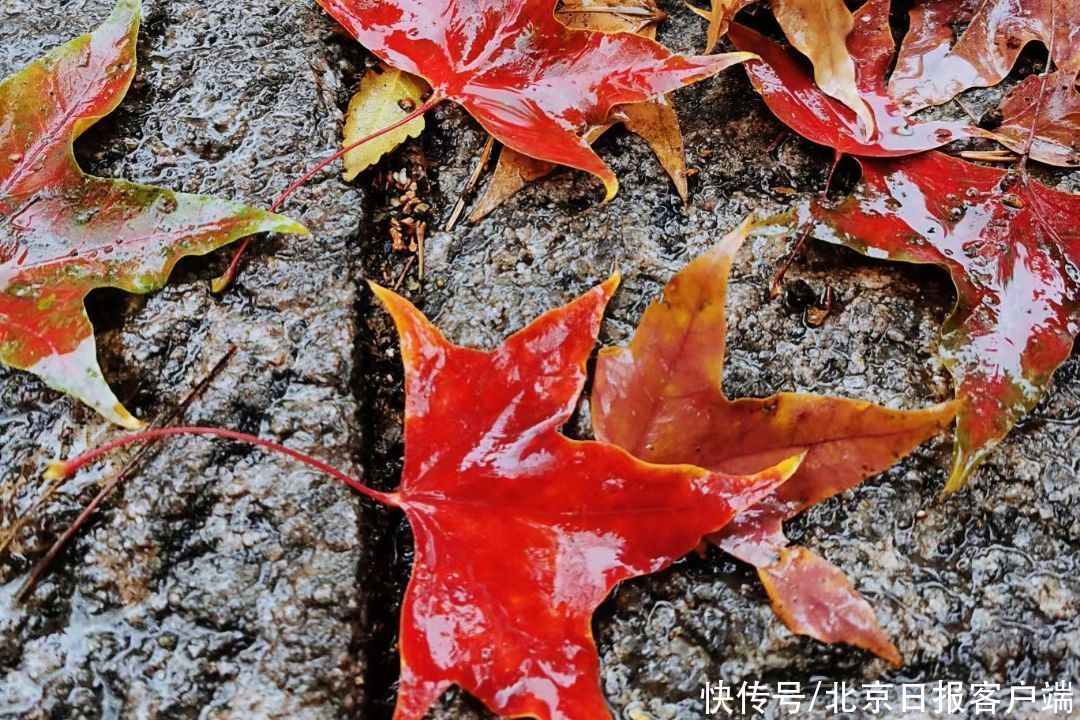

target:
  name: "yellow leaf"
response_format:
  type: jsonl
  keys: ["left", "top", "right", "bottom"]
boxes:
{"left": 342, "top": 65, "right": 429, "bottom": 181}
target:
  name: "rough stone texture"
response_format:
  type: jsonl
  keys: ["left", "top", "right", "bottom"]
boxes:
{"left": 2, "top": 1, "right": 1078, "bottom": 719}
{"left": 1, "top": 1, "right": 371, "bottom": 718}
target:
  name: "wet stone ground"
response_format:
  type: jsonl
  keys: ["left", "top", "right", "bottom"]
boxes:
{"left": 1, "top": 1, "right": 1078, "bottom": 719}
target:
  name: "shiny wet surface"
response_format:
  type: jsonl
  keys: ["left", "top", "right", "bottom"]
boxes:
{"left": 1, "top": 1, "right": 1078, "bottom": 719}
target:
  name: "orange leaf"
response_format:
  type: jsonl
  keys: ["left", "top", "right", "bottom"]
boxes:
{"left": 759, "top": 546, "right": 901, "bottom": 665}
{"left": 592, "top": 219, "right": 958, "bottom": 662}
{"left": 685, "top": 0, "right": 755, "bottom": 55}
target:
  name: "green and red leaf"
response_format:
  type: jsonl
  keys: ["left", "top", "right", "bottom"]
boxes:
{"left": 805, "top": 151, "right": 1080, "bottom": 491}
{"left": 0, "top": 0, "right": 306, "bottom": 427}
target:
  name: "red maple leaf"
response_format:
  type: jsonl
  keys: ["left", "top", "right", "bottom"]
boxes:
{"left": 0, "top": 0, "right": 306, "bottom": 427}
{"left": 45, "top": 278, "right": 802, "bottom": 719}
{"left": 592, "top": 220, "right": 957, "bottom": 662}
{"left": 728, "top": 0, "right": 972, "bottom": 157}
{"left": 805, "top": 151, "right": 1080, "bottom": 491}
{"left": 315, "top": 0, "right": 750, "bottom": 198}
{"left": 370, "top": 280, "right": 800, "bottom": 720}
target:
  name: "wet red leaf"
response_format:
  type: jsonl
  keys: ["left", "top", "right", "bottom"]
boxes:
{"left": 591, "top": 220, "right": 957, "bottom": 662}
{"left": 889, "top": 0, "right": 1080, "bottom": 112}
{"left": 470, "top": 0, "right": 690, "bottom": 221}
{"left": 370, "top": 279, "right": 801, "bottom": 720}
{"left": 0, "top": 0, "right": 306, "bottom": 427}
{"left": 729, "top": 0, "right": 973, "bottom": 157}
{"left": 805, "top": 151, "right": 1080, "bottom": 491}
{"left": 315, "top": 0, "right": 750, "bottom": 199}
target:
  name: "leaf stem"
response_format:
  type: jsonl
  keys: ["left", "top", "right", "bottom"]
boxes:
{"left": 445, "top": 135, "right": 496, "bottom": 232}
{"left": 45, "top": 427, "right": 399, "bottom": 508}
{"left": 14, "top": 348, "right": 236, "bottom": 602}
{"left": 1018, "top": 0, "right": 1055, "bottom": 174}
{"left": 771, "top": 151, "right": 841, "bottom": 295}
{"left": 561, "top": 6, "right": 666, "bottom": 19}
{"left": 212, "top": 93, "right": 444, "bottom": 292}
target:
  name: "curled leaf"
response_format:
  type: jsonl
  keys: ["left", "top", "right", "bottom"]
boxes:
{"left": 771, "top": 0, "right": 875, "bottom": 137}
{"left": 729, "top": 0, "right": 973, "bottom": 157}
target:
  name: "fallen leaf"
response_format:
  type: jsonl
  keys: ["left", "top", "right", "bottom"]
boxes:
{"left": 469, "top": 147, "right": 564, "bottom": 223}
{"left": 592, "top": 219, "right": 958, "bottom": 662}
{"left": 315, "top": 0, "right": 751, "bottom": 199}
{"left": 889, "top": 0, "right": 1080, "bottom": 112}
{"left": 371, "top": 278, "right": 801, "bottom": 720}
{"left": 986, "top": 69, "right": 1080, "bottom": 167}
{"left": 619, "top": 97, "right": 688, "bottom": 199}
{"left": 342, "top": 64, "right": 429, "bottom": 181}
{"left": 729, "top": 0, "right": 973, "bottom": 156}
{"left": 804, "top": 151, "right": 1080, "bottom": 491}
{"left": 0, "top": 0, "right": 307, "bottom": 427}
{"left": 557, "top": 0, "right": 668, "bottom": 34}
{"left": 470, "top": 0, "right": 689, "bottom": 220}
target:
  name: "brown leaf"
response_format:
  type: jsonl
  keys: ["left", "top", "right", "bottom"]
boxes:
{"left": 982, "top": 69, "right": 1080, "bottom": 167}
{"left": 771, "top": 0, "right": 875, "bottom": 136}
{"left": 685, "top": 0, "right": 754, "bottom": 54}
{"left": 592, "top": 219, "right": 958, "bottom": 661}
